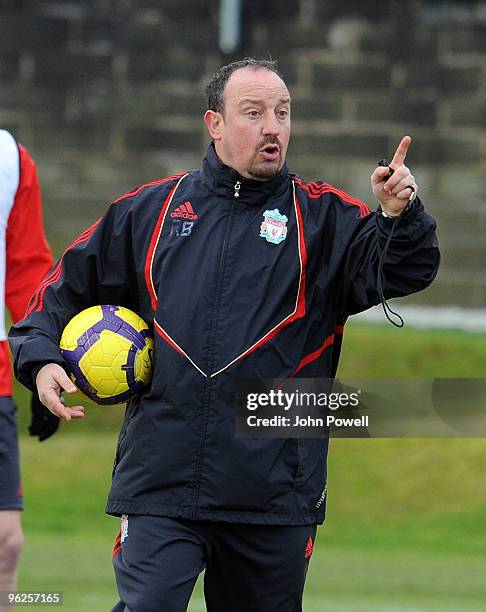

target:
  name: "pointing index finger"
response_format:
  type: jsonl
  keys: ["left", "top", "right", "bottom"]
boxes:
{"left": 390, "top": 135, "right": 412, "bottom": 167}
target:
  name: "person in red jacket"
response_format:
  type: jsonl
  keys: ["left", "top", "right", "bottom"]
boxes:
{"left": 0, "top": 130, "right": 53, "bottom": 609}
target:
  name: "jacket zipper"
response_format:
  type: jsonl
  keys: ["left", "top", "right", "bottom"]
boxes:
{"left": 191, "top": 190, "right": 238, "bottom": 517}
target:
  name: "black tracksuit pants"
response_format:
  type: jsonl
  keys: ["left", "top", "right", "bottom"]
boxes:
{"left": 111, "top": 515, "right": 317, "bottom": 612}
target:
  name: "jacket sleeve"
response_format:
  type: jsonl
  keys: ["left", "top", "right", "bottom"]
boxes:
{"left": 8, "top": 197, "right": 138, "bottom": 392}
{"left": 6, "top": 144, "right": 53, "bottom": 323}
{"left": 341, "top": 198, "right": 440, "bottom": 317}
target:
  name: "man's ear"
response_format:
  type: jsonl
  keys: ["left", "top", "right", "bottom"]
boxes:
{"left": 204, "top": 110, "right": 223, "bottom": 141}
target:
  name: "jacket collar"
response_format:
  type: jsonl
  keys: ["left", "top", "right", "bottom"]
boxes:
{"left": 201, "top": 143, "right": 291, "bottom": 206}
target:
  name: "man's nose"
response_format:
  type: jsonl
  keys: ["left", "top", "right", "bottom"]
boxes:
{"left": 262, "top": 112, "right": 280, "bottom": 136}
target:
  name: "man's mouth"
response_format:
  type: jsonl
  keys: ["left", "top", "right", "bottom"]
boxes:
{"left": 259, "top": 144, "right": 280, "bottom": 162}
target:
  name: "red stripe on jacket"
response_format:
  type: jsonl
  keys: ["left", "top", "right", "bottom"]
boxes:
{"left": 25, "top": 219, "right": 101, "bottom": 317}
{"left": 27, "top": 223, "right": 98, "bottom": 316}
{"left": 144, "top": 180, "right": 183, "bottom": 311}
{"left": 294, "top": 178, "right": 371, "bottom": 218}
{"left": 113, "top": 174, "right": 184, "bottom": 204}
{"left": 289, "top": 324, "right": 345, "bottom": 378}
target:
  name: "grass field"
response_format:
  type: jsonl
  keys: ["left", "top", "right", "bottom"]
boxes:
{"left": 15, "top": 321, "right": 486, "bottom": 611}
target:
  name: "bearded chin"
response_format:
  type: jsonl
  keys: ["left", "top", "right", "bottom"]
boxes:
{"left": 247, "top": 158, "right": 280, "bottom": 181}
{"left": 248, "top": 167, "right": 278, "bottom": 180}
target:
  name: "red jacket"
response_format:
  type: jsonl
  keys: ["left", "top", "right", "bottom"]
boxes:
{"left": 0, "top": 130, "right": 52, "bottom": 395}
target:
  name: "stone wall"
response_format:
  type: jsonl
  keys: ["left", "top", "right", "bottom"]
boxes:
{"left": 1, "top": 0, "right": 485, "bottom": 306}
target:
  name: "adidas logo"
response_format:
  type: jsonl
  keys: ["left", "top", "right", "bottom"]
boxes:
{"left": 171, "top": 201, "right": 198, "bottom": 220}
{"left": 304, "top": 536, "right": 314, "bottom": 559}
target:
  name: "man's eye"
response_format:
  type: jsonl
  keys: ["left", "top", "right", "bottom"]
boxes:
{"left": 248, "top": 111, "right": 260, "bottom": 118}
{"left": 278, "top": 110, "right": 289, "bottom": 119}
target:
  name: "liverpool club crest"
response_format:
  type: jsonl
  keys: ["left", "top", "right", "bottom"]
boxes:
{"left": 260, "top": 209, "right": 288, "bottom": 244}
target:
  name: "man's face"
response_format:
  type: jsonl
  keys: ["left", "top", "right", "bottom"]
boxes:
{"left": 205, "top": 67, "right": 291, "bottom": 180}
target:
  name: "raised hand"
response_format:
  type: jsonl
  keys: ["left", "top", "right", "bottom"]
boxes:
{"left": 371, "top": 136, "right": 418, "bottom": 216}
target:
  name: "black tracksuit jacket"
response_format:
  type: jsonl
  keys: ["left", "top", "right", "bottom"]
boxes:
{"left": 10, "top": 145, "right": 440, "bottom": 525}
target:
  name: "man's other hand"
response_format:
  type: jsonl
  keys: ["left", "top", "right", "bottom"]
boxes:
{"left": 36, "top": 363, "right": 85, "bottom": 421}
{"left": 29, "top": 393, "right": 60, "bottom": 441}
{"left": 371, "top": 136, "right": 418, "bottom": 216}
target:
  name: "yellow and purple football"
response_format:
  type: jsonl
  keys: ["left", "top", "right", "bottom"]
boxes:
{"left": 60, "top": 305, "right": 153, "bottom": 405}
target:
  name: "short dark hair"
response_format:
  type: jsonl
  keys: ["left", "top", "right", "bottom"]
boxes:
{"left": 206, "top": 58, "right": 284, "bottom": 115}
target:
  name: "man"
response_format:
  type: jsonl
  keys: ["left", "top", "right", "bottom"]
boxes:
{"left": 0, "top": 130, "right": 54, "bottom": 612}
{"left": 9, "top": 59, "right": 439, "bottom": 611}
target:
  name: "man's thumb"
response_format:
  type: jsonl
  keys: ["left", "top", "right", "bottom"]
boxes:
{"left": 374, "top": 166, "right": 390, "bottom": 181}
{"left": 57, "top": 371, "right": 77, "bottom": 394}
